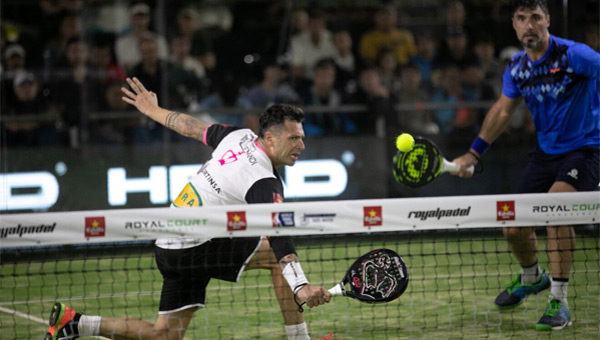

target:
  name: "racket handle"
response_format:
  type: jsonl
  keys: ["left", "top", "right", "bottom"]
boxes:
{"left": 328, "top": 283, "right": 344, "bottom": 296}
{"left": 442, "top": 159, "right": 475, "bottom": 175}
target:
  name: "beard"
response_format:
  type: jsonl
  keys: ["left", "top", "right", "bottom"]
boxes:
{"left": 520, "top": 33, "right": 544, "bottom": 49}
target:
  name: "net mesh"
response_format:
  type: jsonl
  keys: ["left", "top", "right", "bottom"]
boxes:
{"left": 1, "top": 225, "right": 599, "bottom": 339}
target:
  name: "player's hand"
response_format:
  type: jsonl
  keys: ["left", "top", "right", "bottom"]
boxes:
{"left": 296, "top": 285, "right": 332, "bottom": 308}
{"left": 451, "top": 152, "right": 478, "bottom": 178}
{"left": 121, "top": 77, "right": 159, "bottom": 116}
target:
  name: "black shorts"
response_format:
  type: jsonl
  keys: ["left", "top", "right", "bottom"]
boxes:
{"left": 154, "top": 237, "right": 262, "bottom": 313}
{"left": 517, "top": 146, "right": 600, "bottom": 193}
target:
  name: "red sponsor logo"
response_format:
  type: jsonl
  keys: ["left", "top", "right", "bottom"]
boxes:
{"left": 85, "top": 217, "right": 106, "bottom": 237}
{"left": 227, "top": 211, "right": 247, "bottom": 231}
{"left": 363, "top": 206, "right": 383, "bottom": 226}
{"left": 273, "top": 193, "right": 284, "bottom": 203}
{"left": 497, "top": 201, "right": 516, "bottom": 221}
{"left": 352, "top": 276, "right": 362, "bottom": 288}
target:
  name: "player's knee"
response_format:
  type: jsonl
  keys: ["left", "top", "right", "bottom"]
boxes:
{"left": 502, "top": 227, "right": 530, "bottom": 242}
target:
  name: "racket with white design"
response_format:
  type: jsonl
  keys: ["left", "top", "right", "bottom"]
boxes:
{"left": 328, "top": 248, "right": 409, "bottom": 303}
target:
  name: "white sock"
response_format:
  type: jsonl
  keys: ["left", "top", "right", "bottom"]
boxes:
{"left": 550, "top": 279, "right": 569, "bottom": 306}
{"left": 285, "top": 322, "right": 310, "bottom": 340}
{"left": 78, "top": 315, "right": 101, "bottom": 337}
{"left": 520, "top": 262, "right": 541, "bottom": 284}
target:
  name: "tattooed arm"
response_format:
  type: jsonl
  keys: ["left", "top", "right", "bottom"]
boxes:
{"left": 121, "top": 77, "right": 209, "bottom": 141}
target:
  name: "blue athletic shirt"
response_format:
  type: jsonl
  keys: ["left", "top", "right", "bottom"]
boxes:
{"left": 502, "top": 35, "right": 600, "bottom": 154}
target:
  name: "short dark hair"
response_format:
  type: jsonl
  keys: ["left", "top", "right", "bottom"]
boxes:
{"left": 512, "top": 0, "right": 549, "bottom": 16}
{"left": 258, "top": 104, "right": 305, "bottom": 138}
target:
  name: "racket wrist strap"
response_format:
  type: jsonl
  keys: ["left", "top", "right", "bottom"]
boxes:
{"left": 282, "top": 261, "right": 309, "bottom": 295}
{"left": 470, "top": 137, "right": 490, "bottom": 156}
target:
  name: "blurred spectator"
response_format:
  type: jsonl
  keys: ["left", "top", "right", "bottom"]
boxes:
{"left": 43, "top": 13, "right": 83, "bottom": 70}
{"left": 289, "top": 8, "right": 336, "bottom": 90}
{"left": 332, "top": 29, "right": 355, "bottom": 75}
{"left": 445, "top": 1, "right": 467, "bottom": 32}
{"left": 87, "top": 1, "right": 130, "bottom": 36}
{"left": 299, "top": 58, "right": 357, "bottom": 136}
{"left": 199, "top": 76, "right": 254, "bottom": 129}
{"left": 51, "top": 37, "right": 104, "bottom": 147}
{"left": 115, "top": 3, "right": 169, "bottom": 70}
{"left": 397, "top": 63, "right": 439, "bottom": 135}
{"left": 244, "top": 63, "right": 300, "bottom": 108}
{"left": 291, "top": 8, "right": 309, "bottom": 36}
{"left": 332, "top": 29, "right": 357, "bottom": 99}
{"left": 432, "top": 27, "right": 479, "bottom": 80}
{"left": 170, "top": 35, "right": 207, "bottom": 97}
{"left": 461, "top": 61, "right": 495, "bottom": 103}
{"left": 1, "top": 72, "right": 58, "bottom": 147}
{"left": 359, "top": 6, "right": 416, "bottom": 67}
{"left": 1, "top": 44, "right": 27, "bottom": 112}
{"left": 431, "top": 65, "right": 479, "bottom": 143}
{"left": 129, "top": 34, "right": 200, "bottom": 143}
{"left": 91, "top": 80, "right": 144, "bottom": 145}
{"left": 89, "top": 41, "right": 127, "bottom": 85}
{"left": 473, "top": 36, "right": 500, "bottom": 82}
{"left": 39, "top": 0, "right": 82, "bottom": 44}
{"left": 130, "top": 34, "right": 199, "bottom": 110}
{"left": 174, "top": 7, "right": 216, "bottom": 73}
{"left": 410, "top": 32, "right": 438, "bottom": 89}
{"left": 195, "top": 2, "right": 234, "bottom": 35}
{"left": 375, "top": 47, "right": 402, "bottom": 98}
{"left": 2, "top": 43, "right": 26, "bottom": 73}
{"left": 354, "top": 66, "right": 398, "bottom": 138}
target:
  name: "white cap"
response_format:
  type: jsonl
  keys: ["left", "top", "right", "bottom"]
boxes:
{"left": 499, "top": 46, "right": 521, "bottom": 61}
{"left": 4, "top": 44, "right": 25, "bottom": 59}
{"left": 14, "top": 72, "right": 36, "bottom": 87}
{"left": 129, "top": 3, "right": 150, "bottom": 16}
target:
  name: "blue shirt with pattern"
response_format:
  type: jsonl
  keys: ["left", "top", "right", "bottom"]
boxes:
{"left": 502, "top": 35, "right": 600, "bottom": 154}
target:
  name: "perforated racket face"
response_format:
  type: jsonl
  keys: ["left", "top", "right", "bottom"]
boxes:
{"left": 393, "top": 137, "right": 442, "bottom": 188}
{"left": 343, "top": 249, "right": 409, "bottom": 303}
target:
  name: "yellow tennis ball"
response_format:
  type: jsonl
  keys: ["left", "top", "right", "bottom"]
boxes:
{"left": 396, "top": 133, "right": 415, "bottom": 152}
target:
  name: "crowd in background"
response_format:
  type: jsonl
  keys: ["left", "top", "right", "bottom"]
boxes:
{"left": 1, "top": 0, "right": 598, "bottom": 148}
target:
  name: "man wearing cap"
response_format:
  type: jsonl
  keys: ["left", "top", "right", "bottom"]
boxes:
{"left": 115, "top": 3, "right": 169, "bottom": 70}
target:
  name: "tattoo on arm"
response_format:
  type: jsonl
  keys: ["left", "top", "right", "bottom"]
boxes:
{"left": 163, "top": 111, "right": 207, "bottom": 141}
{"left": 165, "top": 111, "right": 181, "bottom": 130}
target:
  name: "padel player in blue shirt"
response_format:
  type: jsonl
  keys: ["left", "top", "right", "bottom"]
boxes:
{"left": 453, "top": 0, "right": 599, "bottom": 332}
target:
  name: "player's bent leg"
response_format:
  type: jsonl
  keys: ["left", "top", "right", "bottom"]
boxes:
{"left": 98, "top": 317, "right": 157, "bottom": 340}
{"left": 152, "top": 308, "right": 196, "bottom": 340}
{"left": 496, "top": 227, "right": 550, "bottom": 309}
{"left": 494, "top": 271, "right": 550, "bottom": 310}
{"left": 503, "top": 226, "right": 538, "bottom": 266}
{"left": 247, "top": 240, "right": 309, "bottom": 339}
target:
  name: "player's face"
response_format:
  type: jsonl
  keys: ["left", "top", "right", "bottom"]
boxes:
{"left": 512, "top": 6, "right": 550, "bottom": 50}
{"left": 270, "top": 120, "right": 305, "bottom": 167}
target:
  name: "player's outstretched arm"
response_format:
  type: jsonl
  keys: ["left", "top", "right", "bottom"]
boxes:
{"left": 452, "top": 94, "right": 522, "bottom": 178}
{"left": 121, "top": 77, "right": 209, "bottom": 141}
{"left": 279, "top": 253, "right": 332, "bottom": 308}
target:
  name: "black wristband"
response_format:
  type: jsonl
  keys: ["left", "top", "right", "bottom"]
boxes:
{"left": 467, "top": 150, "right": 481, "bottom": 161}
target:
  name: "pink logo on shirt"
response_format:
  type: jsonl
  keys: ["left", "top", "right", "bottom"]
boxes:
{"left": 219, "top": 150, "right": 244, "bottom": 165}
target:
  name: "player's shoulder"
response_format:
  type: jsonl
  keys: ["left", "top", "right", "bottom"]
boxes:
{"left": 552, "top": 35, "right": 596, "bottom": 56}
{"left": 207, "top": 125, "right": 254, "bottom": 147}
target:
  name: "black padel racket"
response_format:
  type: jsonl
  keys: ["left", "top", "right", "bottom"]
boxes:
{"left": 328, "top": 248, "right": 409, "bottom": 303}
{"left": 393, "top": 136, "right": 473, "bottom": 188}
